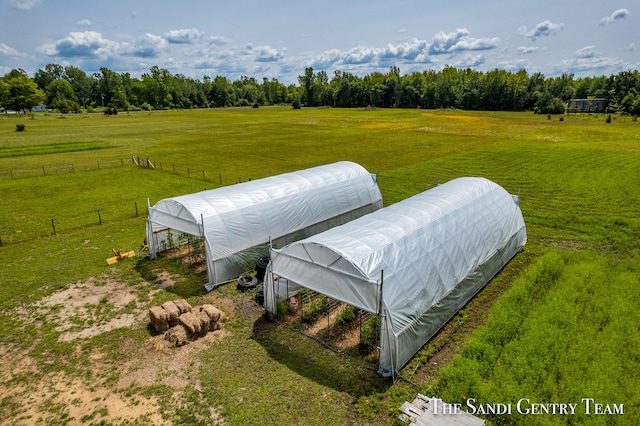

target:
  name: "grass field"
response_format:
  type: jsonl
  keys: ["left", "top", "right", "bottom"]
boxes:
{"left": 0, "top": 107, "right": 638, "bottom": 425}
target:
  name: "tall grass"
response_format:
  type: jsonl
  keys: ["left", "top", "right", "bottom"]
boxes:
{"left": 438, "top": 250, "right": 640, "bottom": 423}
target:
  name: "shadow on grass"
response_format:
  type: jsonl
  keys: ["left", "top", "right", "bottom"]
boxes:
{"left": 250, "top": 316, "right": 391, "bottom": 398}
{"left": 135, "top": 257, "right": 208, "bottom": 299}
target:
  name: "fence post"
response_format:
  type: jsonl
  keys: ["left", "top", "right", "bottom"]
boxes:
{"left": 135, "top": 201, "right": 138, "bottom": 217}
{"left": 187, "top": 167, "right": 190, "bottom": 178}
{"left": 97, "top": 209, "right": 102, "bottom": 225}
{"left": 42, "top": 166, "right": 45, "bottom": 176}
{"left": 51, "top": 218, "right": 56, "bottom": 235}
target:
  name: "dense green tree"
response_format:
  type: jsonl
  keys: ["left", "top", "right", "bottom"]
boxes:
{"left": 94, "top": 67, "right": 122, "bottom": 107}
{"left": 33, "top": 63, "right": 64, "bottom": 91}
{"left": 619, "top": 93, "right": 636, "bottom": 114}
{"left": 588, "top": 76, "right": 609, "bottom": 99}
{"left": 298, "top": 67, "right": 323, "bottom": 107}
{"left": 7, "top": 61, "right": 640, "bottom": 115}
{"left": 631, "top": 95, "right": 640, "bottom": 116}
{"left": 261, "top": 77, "right": 286, "bottom": 105}
{"left": 64, "top": 66, "right": 95, "bottom": 108}
{"left": 2, "top": 69, "right": 45, "bottom": 113}
{"left": 572, "top": 78, "right": 591, "bottom": 99}
{"left": 46, "top": 79, "right": 79, "bottom": 113}
{"left": 0, "top": 78, "right": 9, "bottom": 109}
{"left": 434, "top": 65, "right": 462, "bottom": 108}
{"left": 209, "top": 76, "right": 235, "bottom": 107}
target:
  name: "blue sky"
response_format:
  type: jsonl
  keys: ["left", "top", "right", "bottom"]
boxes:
{"left": 0, "top": 0, "right": 637, "bottom": 84}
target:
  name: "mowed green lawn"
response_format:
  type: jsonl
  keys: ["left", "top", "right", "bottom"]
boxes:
{"left": 0, "top": 107, "right": 638, "bottom": 425}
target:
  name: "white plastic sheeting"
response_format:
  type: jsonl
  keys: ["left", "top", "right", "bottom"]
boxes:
{"left": 265, "top": 177, "right": 526, "bottom": 376}
{"left": 146, "top": 161, "right": 383, "bottom": 287}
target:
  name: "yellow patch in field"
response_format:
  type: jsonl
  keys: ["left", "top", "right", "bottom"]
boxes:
{"left": 362, "top": 122, "right": 412, "bottom": 129}
{"left": 421, "top": 112, "right": 481, "bottom": 122}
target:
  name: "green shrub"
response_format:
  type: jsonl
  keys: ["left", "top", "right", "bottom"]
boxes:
{"left": 301, "top": 294, "right": 327, "bottom": 323}
{"left": 358, "top": 315, "right": 380, "bottom": 354}
{"left": 335, "top": 304, "right": 358, "bottom": 327}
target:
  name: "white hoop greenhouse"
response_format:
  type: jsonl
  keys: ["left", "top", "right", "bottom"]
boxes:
{"left": 264, "top": 177, "right": 526, "bottom": 376}
{"left": 146, "top": 161, "right": 383, "bottom": 288}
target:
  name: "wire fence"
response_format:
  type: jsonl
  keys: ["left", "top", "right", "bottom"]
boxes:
{"left": 0, "top": 155, "right": 250, "bottom": 187}
{"left": 0, "top": 156, "right": 260, "bottom": 246}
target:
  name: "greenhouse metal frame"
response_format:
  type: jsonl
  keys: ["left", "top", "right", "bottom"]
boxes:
{"left": 264, "top": 177, "right": 527, "bottom": 376}
{"left": 146, "top": 161, "right": 383, "bottom": 288}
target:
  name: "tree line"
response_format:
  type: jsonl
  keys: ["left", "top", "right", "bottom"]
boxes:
{"left": 2, "top": 63, "right": 640, "bottom": 115}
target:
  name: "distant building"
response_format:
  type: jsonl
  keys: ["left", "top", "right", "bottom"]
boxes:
{"left": 567, "top": 98, "right": 606, "bottom": 113}
{"left": 32, "top": 104, "right": 46, "bottom": 112}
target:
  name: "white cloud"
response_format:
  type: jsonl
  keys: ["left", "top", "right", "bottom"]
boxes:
{"left": 250, "top": 45, "right": 283, "bottom": 62}
{"left": 428, "top": 29, "right": 499, "bottom": 54}
{"left": 343, "top": 46, "right": 377, "bottom": 64}
{"left": 575, "top": 46, "right": 599, "bottom": 59}
{"left": 381, "top": 38, "right": 428, "bottom": 60}
{"left": 306, "top": 32, "right": 495, "bottom": 73}
{"left": 557, "top": 48, "right": 623, "bottom": 75}
{"left": 10, "top": 0, "right": 41, "bottom": 10}
{"left": 600, "top": 9, "right": 630, "bottom": 26}
{"left": 518, "top": 20, "right": 564, "bottom": 41}
{"left": 517, "top": 46, "right": 538, "bottom": 54}
{"left": 39, "top": 31, "right": 120, "bottom": 59}
{"left": 452, "top": 54, "right": 485, "bottom": 68}
{"left": 126, "top": 33, "right": 167, "bottom": 58}
{"left": 309, "top": 49, "right": 343, "bottom": 69}
{"left": 559, "top": 56, "right": 622, "bottom": 74}
{"left": 77, "top": 19, "right": 93, "bottom": 27}
{"left": 166, "top": 28, "right": 204, "bottom": 44}
{"left": 0, "top": 42, "right": 23, "bottom": 56}
{"left": 499, "top": 58, "right": 531, "bottom": 72}
{"left": 192, "top": 42, "right": 283, "bottom": 77}
{"left": 208, "top": 36, "right": 232, "bottom": 46}
{"left": 627, "top": 43, "right": 636, "bottom": 52}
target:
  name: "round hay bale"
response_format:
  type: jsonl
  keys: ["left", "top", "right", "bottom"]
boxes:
{"left": 196, "top": 311, "right": 211, "bottom": 336}
{"left": 199, "top": 304, "right": 223, "bottom": 323}
{"left": 174, "top": 298, "right": 192, "bottom": 314}
{"left": 161, "top": 300, "right": 180, "bottom": 326}
{"left": 149, "top": 306, "right": 169, "bottom": 332}
{"left": 164, "top": 324, "right": 189, "bottom": 347}
{"left": 178, "top": 311, "right": 201, "bottom": 335}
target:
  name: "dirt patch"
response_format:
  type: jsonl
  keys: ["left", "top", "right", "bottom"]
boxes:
{"left": 7, "top": 371, "right": 167, "bottom": 425}
{"left": 120, "top": 329, "right": 228, "bottom": 390}
{"left": 2, "top": 273, "right": 229, "bottom": 426}
{"left": 153, "top": 270, "right": 179, "bottom": 290}
{"left": 12, "top": 277, "right": 142, "bottom": 342}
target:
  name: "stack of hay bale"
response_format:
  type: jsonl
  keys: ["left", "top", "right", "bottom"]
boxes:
{"left": 148, "top": 299, "right": 223, "bottom": 347}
